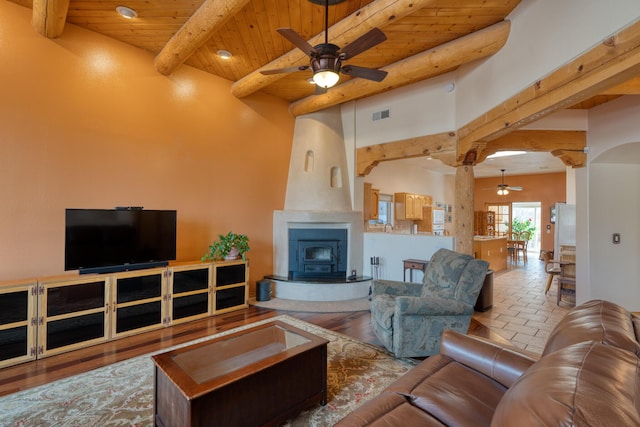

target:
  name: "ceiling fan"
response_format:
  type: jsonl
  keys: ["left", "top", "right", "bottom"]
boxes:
{"left": 497, "top": 169, "right": 523, "bottom": 195}
{"left": 259, "top": 0, "right": 388, "bottom": 93}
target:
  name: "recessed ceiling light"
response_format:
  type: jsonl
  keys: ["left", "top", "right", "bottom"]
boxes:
{"left": 116, "top": 6, "right": 138, "bottom": 19}
{"left": 217, "top": 50, "right": 233, "bottom": 60}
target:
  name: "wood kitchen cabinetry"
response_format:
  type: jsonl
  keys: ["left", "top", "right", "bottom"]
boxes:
{"left": 473, "top": 237, "right": 507, "bottom": 272}
{"left": 0, "top": 260, "right": 248, "bottom": 367}
{"left": 363, "top": 182, "right": 380, "bottom": 220}
{"left": 474, "top": 211, "right": 496, "bottom": 236}
{"left": 417, "top": 206, "right": 445, "bottom": 233}
{"left": 395, "top": 193, "right": 433, "bottom": 220}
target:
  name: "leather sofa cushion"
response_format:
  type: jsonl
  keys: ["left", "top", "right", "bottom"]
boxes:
{"left": 542, "top": 299, "right": 640, "bottom": 356}
{"left": 385, "top": 354, "right": 506, "bottom": 427}
{"left": 334, "top": 392, "right": 445, "bottom": 426}
{"left": 492, "top": 341, "right": 640, "bottom": 427}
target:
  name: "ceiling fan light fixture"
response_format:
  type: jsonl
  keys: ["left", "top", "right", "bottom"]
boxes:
{"left": 497, "top": 187, "right": 509, "bottom": 196}
{"left": 313, "top": 70, "right": 339, "bottom": 88}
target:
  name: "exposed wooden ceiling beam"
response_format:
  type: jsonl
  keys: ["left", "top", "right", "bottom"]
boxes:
{"left": 32, "top": 0, "right": 69, "bottom": 38}
{"left": 600, "top": 76, "right": 640, "bottom": 94}
{"left": 457, "top": 18, "right": 640, "bottom": 163}
{"left": 356, "top": 129, "right": 585, "bottom": 177}
{"left": 290, "top": 20, "right": 511, "bottom": 117}
{"left": 475, "top": 130, "right": 587, "bottom": 167}
{"left": 357, "top": 131, "right": 456, "bottom": 177}
{"left": 231, "top": 0, "right": 441, "bottom": 99}
{"left": 154, "top": 0, "right": 252, "bottom": 76}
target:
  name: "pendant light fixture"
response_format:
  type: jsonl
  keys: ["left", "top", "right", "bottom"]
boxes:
{"left": 497, "top": 169, "right": 509, "bottom": 195}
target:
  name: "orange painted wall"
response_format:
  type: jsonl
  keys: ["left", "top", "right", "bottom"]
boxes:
{"left": 474, "top": 172, "right": 566, "bottom": 252}
{"left": 0, "top": 2, "right": 294, "bottom": 288}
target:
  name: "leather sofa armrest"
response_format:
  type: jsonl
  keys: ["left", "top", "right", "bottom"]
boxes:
{"left": 439, "top": 330, "right": 538, "bottom": 388}
{"left": 371, "top": 279, "right": 423, "bottom": 297}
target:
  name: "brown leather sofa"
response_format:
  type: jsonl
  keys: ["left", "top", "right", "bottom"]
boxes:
{"left": 336, "top": 300, "right": 640, "bottom": 426}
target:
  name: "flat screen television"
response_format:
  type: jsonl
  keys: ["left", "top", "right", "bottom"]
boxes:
{"left": 65, "top": 208, "right": 177, "bottom": 274}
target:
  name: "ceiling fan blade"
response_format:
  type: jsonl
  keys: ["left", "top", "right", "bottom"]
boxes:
{"left": 260, "top": 65, "right": 310, "bottom": 75}
{"left": 314, "top": 85, "right": 328, "bottom": 95}
{"left": 339, "top": 28, "right": 387, "bottom": 60}
{"left": 276, "top": 28, "right": 318, "bottom": 56}
{"left": 507, "top": 186, "right": 523, "bottom": 191}
{"left": 341, "top": 65, "right": 388, "bottom": 82}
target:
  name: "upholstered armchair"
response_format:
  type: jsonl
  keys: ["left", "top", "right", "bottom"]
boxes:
{"left": 370, "top": 248, "right": 489, "bottom": 357}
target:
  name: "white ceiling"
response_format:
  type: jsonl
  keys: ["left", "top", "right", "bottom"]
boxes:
{"left": 400, "top": 151, "right": 568, "bottom": 178}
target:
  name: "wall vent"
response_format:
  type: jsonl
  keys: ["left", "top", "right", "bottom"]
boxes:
{"left": 372, "top": 109, "right": 390, "bottom": 121}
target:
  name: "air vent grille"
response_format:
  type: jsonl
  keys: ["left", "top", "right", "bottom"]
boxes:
{"left": 372, "top": 109, "right": 390, "bottom": 121}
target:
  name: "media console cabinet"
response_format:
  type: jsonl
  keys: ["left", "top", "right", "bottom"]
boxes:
{"left": 0, "top": 260, "right": 249, "bottom": 368}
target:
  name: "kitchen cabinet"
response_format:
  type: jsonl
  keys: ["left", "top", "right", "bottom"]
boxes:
{"left": 474, "top": 211, "right": 496, "bottom": 236}
{"left": 363, "top": 182, "right": 380, "bottom": 220}
{"left": 395, "top": 193, "right": 433, "bottom": 220}
{"left": 417, "top": 206, "right": 445, "bottom": 234}
{"left": 473, "top": 237, "right": 507, "bottom": 272}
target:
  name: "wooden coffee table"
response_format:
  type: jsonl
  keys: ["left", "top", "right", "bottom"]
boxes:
{"left": 152, "top": 320, "right": 328, "bottom": 427}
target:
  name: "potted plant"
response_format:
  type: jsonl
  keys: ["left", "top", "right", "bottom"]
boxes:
{"left": 201, "top": 231, "right": 250, "bottom": 261}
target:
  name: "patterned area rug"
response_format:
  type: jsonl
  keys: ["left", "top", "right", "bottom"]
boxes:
{"left": 0, "top": 315, "right": 417, "bottom": 427}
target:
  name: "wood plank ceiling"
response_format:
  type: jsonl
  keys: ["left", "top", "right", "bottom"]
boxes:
{"left": 13, "top": 0, "right": 640, "bottom": 172}
{"left": 19, "top": 0, "right": 520, "bottom": 112}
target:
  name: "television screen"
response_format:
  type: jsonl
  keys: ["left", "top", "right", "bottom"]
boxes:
{"left": 65, "top": 209, "right": 177, "bottom": 274}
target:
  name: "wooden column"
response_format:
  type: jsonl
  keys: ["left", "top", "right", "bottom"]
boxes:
{"left": 455, "top": 166, "right": 474, "bottom": 256}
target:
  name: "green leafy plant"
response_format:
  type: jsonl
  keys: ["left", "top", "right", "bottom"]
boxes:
{"left": 511, "top": 218, "right": 536, "bottom": 240}
{"left": 201, "top": 231, "right": 250, "bottom": 261}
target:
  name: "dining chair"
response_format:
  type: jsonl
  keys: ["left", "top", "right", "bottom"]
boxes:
{"left": 516, "top": 230, "right": 530, "bottom": 262}
{"left": 541, "top": 250, "right": 561, "bottom": 294}
{"left": 507, "top": 231, "right": 519, "bottom": 262}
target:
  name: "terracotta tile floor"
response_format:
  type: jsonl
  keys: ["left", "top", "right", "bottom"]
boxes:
{"left": 473, "top": 253, "right": 574, "bottom": 354}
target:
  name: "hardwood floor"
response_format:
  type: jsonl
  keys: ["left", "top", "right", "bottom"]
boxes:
{"left": 0, "top": 306, "right": 506, "bottom": 398}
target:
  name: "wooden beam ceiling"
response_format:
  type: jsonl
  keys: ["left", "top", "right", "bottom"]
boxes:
{"left": 290, "top": 20, "right": 511, "bottom": 117}
{"left": 230, "top": 0, "right": 441, "bottom": 99}
{"left": 456, "top": 18, "right": 640, "bottom": 163}
{"left": 154, "top": 0, "right": 253, "bottom": 76}
{"left": 31, "top": 0, "right": 69, "bottom": 38}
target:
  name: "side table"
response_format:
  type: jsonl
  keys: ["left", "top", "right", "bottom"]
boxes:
{"left": 403, "top": 259, "right": 428, "bottom": 282}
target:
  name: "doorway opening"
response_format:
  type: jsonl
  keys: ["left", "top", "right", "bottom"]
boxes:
{"left": 512, "top": 202, "right": 542, "bottom": 255}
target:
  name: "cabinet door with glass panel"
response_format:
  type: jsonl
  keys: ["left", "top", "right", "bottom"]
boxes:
{"left": 168, "top": 263, "right": 212, "bottom": 325}
{"left": 111, "top": 268, "right": 167, "bottom": 338}
{"left": 0, "top": 280, "right": 38, "bottom": 368}
{"left": 485, "top": 204, "right": 511, "bottom": 236}
{"left": 213, "top": 260, "right": 248, "bottom": 314}
{"left": 38, "top": 275, "right": 111, "bottom": 358}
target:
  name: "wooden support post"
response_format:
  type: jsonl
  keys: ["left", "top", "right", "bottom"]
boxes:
{"left": 455, "top": 165, "right": 475, "bottom": 256}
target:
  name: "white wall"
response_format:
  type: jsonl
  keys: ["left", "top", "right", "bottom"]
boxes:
{"left": 349, "top": 73, "right": 457, "bottom": 148}
{"left": 455, "top": 1, "right": 640, "bottom": 128}
{"left": 579, "top": 96, "right": 640, "bottom": 310}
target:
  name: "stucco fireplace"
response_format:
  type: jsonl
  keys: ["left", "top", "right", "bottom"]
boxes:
{"left": 270, "top": 107, "right": 370, "bottom": 302}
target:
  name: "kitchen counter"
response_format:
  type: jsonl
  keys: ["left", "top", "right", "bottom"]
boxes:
{"left": 473, "top": 236, "right": 507, "bottom": 272}
{"left": 363, "top": 232, "right": 455, "bottom": 282}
